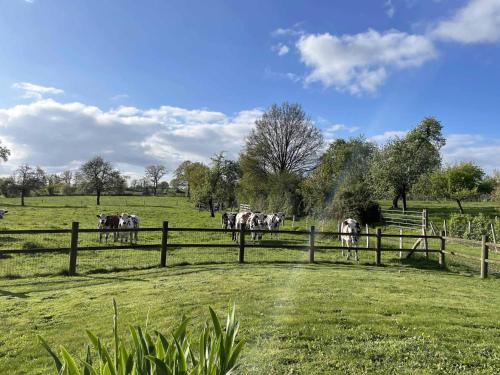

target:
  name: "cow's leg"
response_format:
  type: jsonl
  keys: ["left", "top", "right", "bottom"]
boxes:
{"left": 355, "top": 245, "right": 359, "bottom": 261}
{"left": 99, "top": 231, "right": 102, "bottom": 243}
{"left": 346, "top": 240, "right": 351, "bottom": 260}
{"left": 341, "top": 238, "right": 345, "bottom": 257}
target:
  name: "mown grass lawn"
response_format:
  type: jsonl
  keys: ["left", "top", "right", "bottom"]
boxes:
{"left": 1, "top": 262, "right": 499, "bottom": 374}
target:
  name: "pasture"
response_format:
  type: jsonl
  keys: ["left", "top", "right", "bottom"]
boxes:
{"left": 0, "top": 195, "right": 499, "bottom": 374}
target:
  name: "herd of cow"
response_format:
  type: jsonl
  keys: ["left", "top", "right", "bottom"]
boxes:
{"left": 222, "top": 211, "right": 362, "bottom": 260}
{"left": 1, "top": 206, "right": 362, "bottom": 260}
{"left": 221, "top": 211, "right": 286, "bottom": 242}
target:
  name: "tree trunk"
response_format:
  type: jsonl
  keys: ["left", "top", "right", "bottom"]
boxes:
{"left": 402, "top": 189, "right": 408, "bottom": 211}
{"left": 153, "top": 184, "right": 157, "bottom": 196}
{"left": 96, "top": 190, "right": 101, "bottom": 206}
{"left": 455, "top": 199, "right": 464, "bottom": 214}
{"left": 208, "top": 198, "right": 215, "bottom": 218}
{"left": 391, "top": 194, "right": 399, "bottom": 209}
{"left": 21, "top": 190, "right": 25, "bottom": 206}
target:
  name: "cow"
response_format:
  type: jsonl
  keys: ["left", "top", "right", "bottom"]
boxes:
{"left": 248, "top": 212, "right": 266, "bottom": 242}
{"left": 130, "top": 214, "right": 140, "bottom": 241}
{"left": 264, "top": 213, "right": 283, "bottom": 238}
{"left": 340, "top": 218, "right": 361, "bottom": 261}
{"left": 222, "top": 212, "right": 238, "bottom": 241}
{"left": 96, "top": 213, "right": 119, "bottom": 243}
{"left": 235, "top": 211, "right": 252, "bottom": 242}
{"left": 118, "top": 213, "right": 137, "bottom": 243}
{"left": 276, "top": 212, "right": 285, "bottom": 227}
{"left": 0, "top": 209, "right": 8, "bottom": 219}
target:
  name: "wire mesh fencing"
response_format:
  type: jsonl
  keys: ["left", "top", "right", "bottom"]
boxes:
{"left": 0, "top": 230, "right": 70, "bottom": 278}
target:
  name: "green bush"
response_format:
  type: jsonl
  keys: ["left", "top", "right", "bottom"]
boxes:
{"left": 39, "top": 300, "right": 244, "bottom": 375}
{"left": 329, "top": 182, "right": 381, "bottom": 225}
{"left": 449, "top": 213, "right": 494, "bottom": 241}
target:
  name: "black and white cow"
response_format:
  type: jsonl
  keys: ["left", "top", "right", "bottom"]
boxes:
{"left": 118, "top": 213, "right": 140, "bottom": 242}
{"left": 249, "top": 212, "right": 266, "bottom": 242}
{"left": 340, "top": 218, "right": 361, "bottom": 261}
{"left": 96, "top": 213, "right": 120, "bottom": 243}
{"left": 235, "top": 211, "right": 252, "bottom": 242}
{"left": 264, "top": 213, "right": 283, "bottom": 238}
{"left": 222, "top": 212, "right": 238, "bottom": 241}
{"left": 0, "top": 209, "right": 8, "bottom": 219}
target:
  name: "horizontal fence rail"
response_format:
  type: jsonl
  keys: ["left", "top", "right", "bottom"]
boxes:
{"left": 1, "top": 221, "right": 496, "bottom": 279}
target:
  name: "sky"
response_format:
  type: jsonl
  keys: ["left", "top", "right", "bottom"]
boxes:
{"left": 0, "top": 0, "right": 499, "bottom": 180}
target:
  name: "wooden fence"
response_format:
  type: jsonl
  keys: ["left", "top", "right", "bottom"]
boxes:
{"left": 0, "top": 222, "right": 496, "bottom": 278}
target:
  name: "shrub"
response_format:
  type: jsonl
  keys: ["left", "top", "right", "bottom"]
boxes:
{"left": 449, "top": 213, "right": 494, "bottom": 241}
{"left": 329, "top": 182, "right": 381, "bottom": 225}
{"left": 39, "top": 300, "right": 245, "bottom": 375}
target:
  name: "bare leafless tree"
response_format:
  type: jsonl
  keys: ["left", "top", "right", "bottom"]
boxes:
{"left": 145, "top": 165, "right": 167, "bottom": 196}
{"left": 13, "top": 164, "right": 46, "bottom": 206}
{"left": 245, "top": 102, "right": 324, "bottom": 175}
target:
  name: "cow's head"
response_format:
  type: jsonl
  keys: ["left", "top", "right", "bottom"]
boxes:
{"left": 0, "top": 209, "right": 8, "bottom": 219}
{"left": 96, "top": 213, "right": 107, "bottom": 226}
{"left": 119, "top": 213, "right": 132, "bottom": 228}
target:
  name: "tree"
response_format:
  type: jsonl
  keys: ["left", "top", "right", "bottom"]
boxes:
{"left": 46, "top": 174, "right": 62, "bottom": 196}
{"left": 12, "top": 165, "right": 46, "bottom": 206}
{"left": 145, "top": 165, "right": 167, "bottom": 196}
{"left": 60, "top": 170, "right": 74, "bottom": 195}
{"left": 173, "top": 161, "right": 193, "bottom": 197}
{"left": 427, "top": 162, "right": 485, "bottom": 213}
{"left": 492, "top": 171, "right": 500, "bottom": 203}
{"left": 78, "top": 156, "right": 120, "bottom": 205}
{"left": 301, "top": 137, "right": 376, "bottom": 216}
{"left": 370, "top": 117, "right": 445, "bottom": 210}
{"left": 244, "top": 102, "right": 324, "bottom": 175}
{"left": 0, "top": 141, "right": 10, "bottom": 162}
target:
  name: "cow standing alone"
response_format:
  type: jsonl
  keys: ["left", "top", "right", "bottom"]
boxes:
{"left": 0, "top": 209, "right": 8, "bottom": 219}
{"left": 340, "top": 218, "right": 361, "bottom": 261}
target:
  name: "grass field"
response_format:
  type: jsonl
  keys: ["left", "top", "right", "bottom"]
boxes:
{"left": 0, "top": 195, "right": 499, "bottom": 373}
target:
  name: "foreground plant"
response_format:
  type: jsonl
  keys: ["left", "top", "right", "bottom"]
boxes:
{"left": 39, "top": 300, "right": 244, "bottom": 375}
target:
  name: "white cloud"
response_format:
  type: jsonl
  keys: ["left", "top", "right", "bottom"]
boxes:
{"left": 322, "top": 123, "right": 361, "bottom": 143}
{"left": 385, "top": 0, "right": 396, "bottom": 18}
{"left": 271, "top": 43, "right": 290, "bottom": 56}
{"left": 431, "top": 0, "right": 500, "bottom": 43}
{"left": 296, "top": 29, "right": 437, "bottom": 94}
{"left": 368, "top": 130, "right": 407, "bottom": 144}
{"left": 442, "top": 134, "right": 500, "bottom": 172}
{"left": 12, "top": 82, "right": 64, "bottom": 100}
{"left": 0, "top": 99, "right": 262, "bottom": 176}
{"left": 110, "top": 93, "right": 130, "bottom": 101}
{"left": 271, "top": 27, "right": 304, "bottom": 37}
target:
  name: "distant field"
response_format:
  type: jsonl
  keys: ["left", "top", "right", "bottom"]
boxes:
{"left": 0, "top": 196, "right": 499, "bottom": 374}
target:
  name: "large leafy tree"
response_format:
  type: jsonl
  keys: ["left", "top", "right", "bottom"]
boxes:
{"left": 427, "top": 162, "right": 485, "bottom": 213}
{"left": 371, "top": 117, "right": 446, "bottom": 210}
{"left": 12, "top": 164, "right": 46, "bottom": 206}
{"left": 77, "top": 156, "right": 121, "bottom": 205}
{"left": 301, "top": 137, "right": 376, "bottom": 215}
{"left": 145, "top": 165, "right": 167, "bottom": 196}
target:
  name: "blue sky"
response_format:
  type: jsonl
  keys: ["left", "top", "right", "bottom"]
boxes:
{"left": 0, "top": 0, "right": 499, "bottom": 178}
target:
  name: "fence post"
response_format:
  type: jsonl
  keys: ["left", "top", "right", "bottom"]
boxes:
{"left": 375, "top": 228, "right": 381, "bottom": 266}
{"left": 366, "top": 224, "right": 369, "bottom": 249}
{"left": 309, "top": 225, "right": 315, "bottom": 263}
{"left": 69, "top": 221, "right": 79, "bottom": 276}
{"left": 239, "top": 226, "right": 245, "bottom": 263}
{"left": 422, "top": 227, "right": 429, "bottom": 259}
{"left": 422, "top": 209, "right": 428, "bottom": 229}
{"left": 399, "top": 228, "right": 403, "bottom": 259}
{"left": 491, "top": 223, "right": 497, "bottom": 248}
{"left": 481, "top": 235, "right": 489, "bottom": 279}
{"left": 337, "top": 222, "right": 342, "bottom": 241}
{"left": 443, "top": 219, "right": 448, "bottom": 237}
{"left": 160, "top": 221, "right": 168, "bottom": 267}
{"left": 439, "top": 231, "right": 446, "bottom": 268}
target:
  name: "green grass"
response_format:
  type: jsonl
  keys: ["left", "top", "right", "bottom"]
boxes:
{"left": 0, "top": 196, "right": 499, "bottom": 373}
{"left": 1, "top": 263, "right": 499, "bottom": 374}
